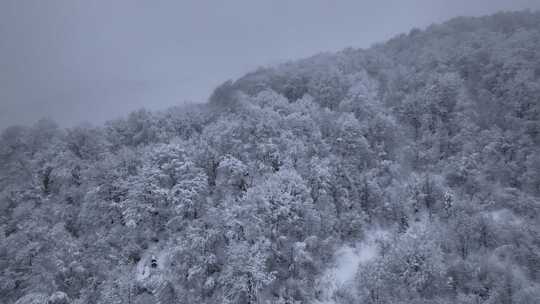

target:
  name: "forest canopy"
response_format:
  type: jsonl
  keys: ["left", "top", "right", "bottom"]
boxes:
{"left": 1, "top": 10, "right": 540, "bottom": 304}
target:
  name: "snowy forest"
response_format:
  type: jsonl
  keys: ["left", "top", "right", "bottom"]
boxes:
{"left": 2, "top": 10, "right": 540, "bottom": 304}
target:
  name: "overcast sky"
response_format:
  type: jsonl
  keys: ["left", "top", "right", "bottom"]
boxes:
{"left": 1, "top": 0, "right": 539, "bottom": 129}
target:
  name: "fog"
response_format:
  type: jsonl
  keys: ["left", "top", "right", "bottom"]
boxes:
{"left": 1, "top": 0, "right": 539, "bottom": 129}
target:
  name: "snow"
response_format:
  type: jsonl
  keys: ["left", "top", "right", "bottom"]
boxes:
{"left": 135, "top": 245, "right": 170, "bottom": 281}
{"left": 333, "top": 243, "right": 376, "bottom": 286}
{"left": 488, "top": 209, "right": 523, "bottom": 226}
{"left": 316, "top": 229, "right": 387, "bottom": 304}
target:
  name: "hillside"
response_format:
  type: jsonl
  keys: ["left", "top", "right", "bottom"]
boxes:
{"left": 1, "top": 10, "right": 540, "bottom": 304}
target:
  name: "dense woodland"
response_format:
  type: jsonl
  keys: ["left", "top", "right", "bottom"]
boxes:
{"left": 1, "top": 10, "right": 540, "bottom": 304}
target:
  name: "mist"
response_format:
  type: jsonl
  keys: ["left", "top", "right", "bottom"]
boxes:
{"left": 1, "top": 0, "right": 539, "bottom": 129}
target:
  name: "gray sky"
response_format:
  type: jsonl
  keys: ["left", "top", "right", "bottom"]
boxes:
{"left": 1, "top": 0, "right": 539, "bottom": 129}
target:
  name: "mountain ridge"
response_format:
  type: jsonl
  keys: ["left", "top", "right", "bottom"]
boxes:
{"left": 1, "top": 10, "right": 540, "bottom": 304}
